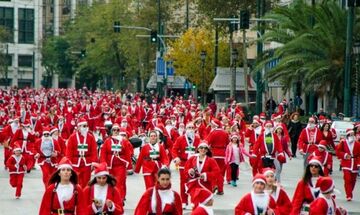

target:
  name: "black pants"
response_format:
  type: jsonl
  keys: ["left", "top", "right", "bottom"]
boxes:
{"left": 291, "top": 135, "right": 299, "bottom": 156}
{"left": 230, "top": 163, "right": 239, "bottom": 181}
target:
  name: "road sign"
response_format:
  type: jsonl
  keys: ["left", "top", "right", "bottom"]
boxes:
{"left": 156, "top": 57, "right": 165, "bottom": 82}
{"left": 167, "top": 61, "right": 174, "bottom": 83}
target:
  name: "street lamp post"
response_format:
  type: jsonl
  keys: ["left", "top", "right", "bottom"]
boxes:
{"left": 230, "top": 49, "right": 238, "bottom": 100}
{"left": 200, "top": 50, "right": 207, "bottom": 106}
{"left": 353, "top": 41, "right": 360, "bottom": 118}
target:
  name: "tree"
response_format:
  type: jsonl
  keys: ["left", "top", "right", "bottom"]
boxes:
{"left": 0, "top": 27, "right": 11, "bottom": 81}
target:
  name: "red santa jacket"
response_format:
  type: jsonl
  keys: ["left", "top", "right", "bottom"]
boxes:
{"left": 134, "top": 186, "right": 182, "bottom": 215}
{"left": 298, "top": 127, "right": 323, "bottom": 154}
{"left": 206, "top": 128, "right": 229, "bottom": 158}
{"left": 336, "top": 139, "right": 360, "bottom": 173}
{"left": 309, "top": 194, "right": 344, "bottom": 215}
{"left": 58, "top": 121, "right": 71, "bottom": 140}
{"left": 309, "top": 149, "right": 333, "bottom": 176}
{"left": 66, "top": 132, "right": 98, "bottom": 167}
{"left": 100, "top": 137, "right": 132, "bottom": 169}
{"left": 291, "top": 179, "right": 320, "bottom": 215}
{"left": 172, "top": 134, "right": 200, "bottom": 167}
{"left": 253, "top": 132, "right": 284, "bottom": 160}
{"left": 235, "top": 192, "right": 278, "bottom": 215}
{"left": 44, "top": 114, "right": 59, "bottom": 127}
{"left": 269, "top": 186, "right": 292, "bottom": 215}
{"left": 191, "top": 204, "right": 213, "bottom": 215}
{"left": 10, "top": 129, "right": 36, "bottom": 155}
{"left": 39, "top": 183, "right": 86, "bottom": 215}
{"left": 30, "top": 119, "right": 43, "bottom": 137}
{"left": 34, "top": 138, "right": 61, "bottom": 166}
{"left": 6, "top": 154, "right": 28, "bottom": 174}
{"left": 134, "top": 142, "right": 169, "bottom": 174}
{"left": 83, "top": 184, "right": 124, "bottom": 215}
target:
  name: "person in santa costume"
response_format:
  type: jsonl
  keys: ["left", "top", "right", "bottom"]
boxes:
{"left": 355, "top": 122, "right": 360, "bottom": 141}
{"left": 134, "top": 168, "right": 182, "bottom": 215}
{"left": 309, "top": 176, "right": 347, "bottom": 215}
{"left": 320, "top": 122, "right": 336, "bottom": 152}
{"left": 335, "top": 128, "right": 360, "bottom": 201}
{"left": 1, "top": 118, "right": 19, "bottom": 168}
{"left": 50, "top": 126, "right": 67, "bottom": 158}
{"left": 6, "top": 144, "right": 29, "bottom": 199}
{"left": 263, "top": 168, "right": 292, "bottom": 215}
{"left": 298, "top": 117, "right": 323, "bottom": 167}
{"left": 205, "top": 118, "right": 229, "bottom": 195}
{"left": 66, "top": 118, "right": 98, "bottom": 188}
{"left": 245, "top": 119, "right": 263, "bottom": 176}
{"left": 235, "top": 173, "right": 278, "bottom": 215}
{"left": 291, "top": 156, "right": 324, "bottom": 215}
{"left": 34, "top": 127, "right": 61, "bottom": 187}
{"left": 184, "top": 141, "right": 220, "bottom": 201}
{"left": 100, "top": 123, "right": 132, "bottom": 202}
{"left": 134, "top": 130, "right": 169, "bottom": 189}
{"left": 83, "top": 162, "right": 124, "bottom": 215}
{"left": 190, "top": 188, "right": 214, "bottom": 215}
{"left": 39, "top": 157, "right": 86, "bottom": 215}
{"left": 308, "top": 140, "right": 333, "bottom": 176}
{"left": 172, "top": 122, "right": 200, "bottom": 208}
{"left": 273, "top": 125, "right": 291, "bottom": 183}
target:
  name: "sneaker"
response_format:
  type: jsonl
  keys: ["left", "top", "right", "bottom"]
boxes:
{"left": 231, "top": 181, "right": 237, "bottom": 187}
{"left": 216, "top": 191, "right": 224, "bottom": 195}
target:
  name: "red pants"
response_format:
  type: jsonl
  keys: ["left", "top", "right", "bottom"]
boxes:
{"left": 4, "top": 147, "right": 11, "bottom": 167}
{"left": 143, "top": 174, "right": 157, "bottom": 189}
{"left": 73, "top": 165, "right": 91, "bottom": 188}
{"left": 9, "top": 173, "right": 24, "bottom": 197}
{"left": 249, "top": 157, "right": 259, "bottom": 177}
{"left": 179, "top": 168, "right": 189, "bottom": 204}
{"left": 40, "top": 163, "right": 56, "bottom": 187}
{"left": 343, "top": 170, "right": 357, "bottom": 199}
{"left": 214, "top": 158, "right": 226, "bottom": 193}
{"left": 110, "top": 166, "right": 127, "bottom": 201}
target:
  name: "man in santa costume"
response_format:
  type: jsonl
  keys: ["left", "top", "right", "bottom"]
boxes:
{"left": 308, "top": 140, "right": 333, "bottom": 176}
{"left": 309, "top": 176, "right": 347, "bottom": 215}
{"left": 335, "top": 128, "right": 360, "bottom": 201}
{"left": 191, "top": 188, "right": 214, "bottom": 215}
{"left": 66, "top": 118, "right": 98, "bottom": 188}
{"left": 172, "top": 122, "right": 200, "bottom": 208}
{"left": 1, "top": 118, "right": 19, "bottom": 168}
{"left": 50, "top": 127, "right": 66, "bottom": 158}
{"left": 298, "top": 117, "right": 323, "bottom": 167}
{"left": 205, "top": 118, "right": 229, "bottom": 195}
{"left": 29, "top": 113, "right": 43, "bottom": 138}
{"left": 100, "top": 124, "right": 132, "bottom": 201}
{"left": 235, "top": 174, "right": 278, "bottom": 215}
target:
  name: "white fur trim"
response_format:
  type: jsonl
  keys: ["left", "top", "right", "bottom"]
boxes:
{"left": 57, "top": 164, "right": 73, "bottom": 170}
{"left": 94, "top": 171, "right": 109, "bottom": 178}
{"left": 322, "top": 181, "right": 335, "bottom": 194}
{"left": 50, "top": 128, "right": 58, "bottom": 134}
{"left": 77, "top": 121, "right": 87, "bottom": 126}
{"left": 13, "top": 147, "right": 22, "bottom": 152}
{"left": 198, "top": 142, "right": 209, "bottom": 148}
{"left": 263, "top": 169, "right": 275, "bottom": 176}
{"left": 252, "top": 178, "right": 266, "bottom": 185}
{"left": 309, "top": 159, "right": 322, "bottom": 167}
{"left": 201, "top": 193, "right": 213, "bottom": 205}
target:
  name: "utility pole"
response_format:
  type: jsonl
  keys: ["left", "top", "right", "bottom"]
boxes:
{"left": 243, "top": 29, "right": 249, "bottom": 106}
{"left": 5, "top": 44, "right": 8, "bottom": 89}
{"left": 256, "top": 0, "right": 265, "bottom": 114}
{"left": 214, "top": 23, "right": 219, "bottom": 75}
{"left": 186, "top": 0, "right": 189, "bottom": 29}
{"left": 229, "top": 26, "right": 234, "bottom": 99}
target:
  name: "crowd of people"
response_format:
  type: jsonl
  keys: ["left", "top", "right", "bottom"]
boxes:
{"left": 0, "top": 87, "right": 358, "bottom": 215}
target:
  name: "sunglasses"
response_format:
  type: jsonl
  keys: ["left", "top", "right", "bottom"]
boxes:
{"left": 198, "top": 147, "right": 208, "bottom": 150}
{"left": 43, "top": 133, "right": 50, "bottom": 137}
{"left": 81, "top": 125, "right": 88, "bottom": 128}
{"left": 187, "top": 127, "right": 195, "bottom": 129}
{"left": 112, "top": 129, "right": 120, "bottom": 132}
{"left": 309, "top": 164, "right": 320, "bottom": 169}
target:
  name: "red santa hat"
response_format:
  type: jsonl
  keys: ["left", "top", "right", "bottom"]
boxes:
{"left": 42, "top": 127, "right": 50, "bottom": 135}
{"left": 318, "top": 140, "right": 328, "bottom": 149}
{"left": 230, "top": 132, "right": 240, "bottom": 140}
{"left": 252, "top": 174, "right": 266, "bottom": 185}
{"left": 192, "top": 188, "right": 213, "bottom": 207}
{"left": 93, "top": 162, "right": 109, "bottom": 178}
{"left": 22, "top": 120, "right": 30, "bottom": 127}
{"left": 262, "top": 168, "right": 275, "bottom": 176}
{"left": 186, "top": 122, "right": 195, "bottom": 129}
{"left": 319, "top": 115, "right": 326, "bottom": 121}
{"left": 210, "top": 118, "right": 221, "bottom": 128}
{"left": 12, "top": 143, "right": 22, "bottom": 152}
{"left": 346, "top": 128, "right": 354, "bottom": 136}
{"left": 57, "top": 157, "right": 73, "bottom": 170}
{"left": 112, "top": 123, "right": 120, "bottom": 130}
{"left": 259, "top": 112, "right": 266, "bottom": 119}
{"left": 155, "top": 124, "right": 166, "bottom": 134}
{"left": 119, "top": 128, "right": 129, "bottom": 137}
{"left": 308, "top": 156, "right": 323, "bottom": 169}
{"left": 264, "top": 120, "right": 273, "bottom": 127}
{"left": 308, "top": 117, "right": 316, "bottom": 123}
{"left": 50, "top": 127, "right": 58, "bottom": 134}
{"left": 316, "top": 176, "right": 335, "bottom": 194}
{"left": 198, "top": 140, "right": 210, "bottom": 149}
{"left": 77, "top": 118, "right": 87, "bottom": 127}
{"left": 273, "top": 113, "right": 281, "bottom": 120}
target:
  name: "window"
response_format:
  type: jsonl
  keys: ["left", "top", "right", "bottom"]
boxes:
{"left": 18, "top": 8, "right": 34, "bottom": 44}
{"left": 0, "top": 7, "right": 14, "bottom": 42}
{"left": 18, "top": 55, "right": 33, "bottom": 68}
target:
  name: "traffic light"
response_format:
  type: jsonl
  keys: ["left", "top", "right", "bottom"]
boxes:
{"left": 240, "top": 10, "right": 250, "bottom": 29}
{"left": 192, "top": 84, "right": 196, "bottom": 89}
{"left": 113, "top": 21, "right": 120, "bottom": 33}
{"left": 150, "top": 30, "right": 157, "bottom": 43}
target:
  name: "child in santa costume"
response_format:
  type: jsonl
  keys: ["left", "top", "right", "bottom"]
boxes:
{"left": 5, "top": 144, "right": 29, "bottom": 199}
{"left": 291, "top": 156, "right": 324, "bottom": 215}
{"left": 235, "top": 174, "right": 278, "bottom": 215}
{"left": 225, "top": 132, "right": 251, "bottom": 187}
{"left": 134, "top": 168, "right": 182, "bottom": 215}
{"left": 184, "top": 141, "right": 220, "bottom": 201}
{"left": 172, "top": 122, "right": 200, "bottom": 208}
{"left": 263, "top": 168, "right": 292, "bottom": 215}
{"left": 83, "top": 162, "right": 124, "bottom": 215}
{"left": 66, "top": 118, "right": 98, "bottom": 188}
{"left": 335, "top": 128, "right": 360, "bottom": 201}
{"left": 309, "top": 176, "right": 347, "bottom": 215}
{"left": 308, "top": 140, "right": 333, "bottom": 176}
{"left": 100, "top": 123, "right": 132, "bottom": 202}
{"left": 34, "top": 127, "right": 61, "bottom": 187}
{"left": 134, "top": 130, "right": 169, "bottom": 189}
{"left": 191, "top": 188, "right": 214, "bottom": 215}
{"left": 39, "top": 157, "right": 86, "bottom": 215}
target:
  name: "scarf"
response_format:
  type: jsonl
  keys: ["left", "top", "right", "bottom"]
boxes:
{"left": 153, "top": 183, "right": 172, "bottom": 214}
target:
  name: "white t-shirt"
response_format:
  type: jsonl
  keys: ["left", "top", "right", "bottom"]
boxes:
{"left": 94, "top": 184, "right": 108, "bottom": 209}
{"left": 231, "top": 144, "right": 240, "bottom": 164}
{"left": 57, "top": 183, "right": 74, "bottom": 209}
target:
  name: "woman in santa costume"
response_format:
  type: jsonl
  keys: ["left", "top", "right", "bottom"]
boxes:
{"left": 273, "top": 125, "right": 291, "bottom": 183}
{"left": 235, "top": 174, "right": 278, "bottom": 215}
{"left": 320, "top": 122, "right": 335, "bottom": 152}
{"left": 191, "top": 188, "right": 214, "bottom": 215}
{"left": 39, "top": 157, "right": 86, "bottom": 215}
{"left": 6, "top": 143, "right": 29, "bottom": 199}
{"left": 50, "top": 126, "right": 67, "bottom": 158}
{"left": 308, "top": 140, "right": 333, "bottom": 176}
{"left": 263, "top": 168, "right": 292, "bottom": 215}
{"left": 184, "top": 141, "right": 220, "bottom": 200}
{"left": 34, "top": 127, "right": 61, "bottom": 187}
{"left": 335, "top": 128, "right": 360, "bottom": 201}
{"left": 134, "top": 168, "right": 182, "bottom": 215}
{"left": 245, "top": 119, "right": 263, "bottom": 176}
{"left": 100, "top": 123, "right": 132, "bottom": 202}
{"left": 172, "top": 122, "right": 200, "bottom": 208}
{"left": 309, "top": 176, "right": 347, "bottom": 215}
{"left": 134, "top": 130, "right": 169, "bottom": 189}
{"left": 291, "top": 156, "right": 324, "bottom": 215}
{"left": 66, "top": 118, "right": 98, "bottom": 188}
{"left": 83, "top": 162, "right": 124, "bottom": 215}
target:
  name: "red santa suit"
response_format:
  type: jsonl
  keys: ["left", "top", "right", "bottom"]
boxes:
{"left": 298, "top": 126, "right": 323, "bottom": 154}
{"left": 134, "top": 142, "right": 169, "bottom": 189}
{"left": 335, "top": 134, "right": 360, "bottom": 200}
{"left": 308, "top": 141, "right": 333, "bottom": 176}
{"left": 10, "top": 127, "right": 37, "bottom": 170}
{"left": 245, "top": 124, "right": 263, "bottom": 176}
{"left": 309, "top": 194, "right": 345, "bottom": 215}
{"left": 265, "top": 185, "right": 292, "bottom": 215}
{"left": 1, "top": 123, "right": 16, "bottom": 166}
{"left": 291, "top": 178, "right": 320, "bottom": 215}
{"left": 6, "top": 151, "right": 28, "bottom": 198}
{"left": 191, "top": 188, "right": 214, "bottom": 215}
{"left": 100, "top": 135, "right": 132, "bottom": 200}
{"left": 172, "top": 132, "right": 200, "bottom": 204}
{"left": 134, "top": 184, "right": 182, "bottom": 215}
{"left": 66, "top": 126, "right": 98, "bottom": 188}
{"left": 235, "top": 191, "right": 278, "bottom": 215}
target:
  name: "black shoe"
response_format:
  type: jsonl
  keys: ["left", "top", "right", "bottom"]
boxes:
{"left": 212, "top": 186, "right": 218, "bottom": 193}
{"left": 217, "top": 191, "right": 224, "bottom": 195}
{"left": 26, "top": 170, "right": 31, "bottom": 173}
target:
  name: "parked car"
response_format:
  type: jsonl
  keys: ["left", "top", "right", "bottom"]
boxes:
{"left": 331, "top": 121, "right": 354, "bottom": 144}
